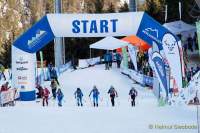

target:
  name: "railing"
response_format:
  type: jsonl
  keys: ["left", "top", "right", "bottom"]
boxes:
{"left": 0, "top": 89, "right": 19, "bottom": 106}
{"left": 121, "top": 68, "right": 153, "bottom": 87}
{"left": 78, "top": 57, "right": 100, "bottom": 68}
{"left": 36, "top": 61, "right": 72, "bottom": 85}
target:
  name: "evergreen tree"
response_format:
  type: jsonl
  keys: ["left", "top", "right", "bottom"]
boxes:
{"left": 106, "top": 2, "right": 115, "bottom": 13}
{"left": 145, "top": 0, "right": 165, "bottom": 23}
{"left": 119, "top": 1, "right": 129, "bottom": 12}
{"left": 94, "top": 0, "right": 104, "bottom": 13}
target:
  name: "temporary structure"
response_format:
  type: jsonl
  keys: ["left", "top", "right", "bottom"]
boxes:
{"left": 163, "top": 20, "right": 196, "bottom": 38}
{"left": 89, "top": 36, "right": 129, "bottom": 50}
{"left": 90, "top": 36, "right": 129, "bottom": 50}
{"left": 117, "top": 35, "right": 151, "bottom": 52}
{"left": 121, "top": 35, "right": 150, "bottom": 51}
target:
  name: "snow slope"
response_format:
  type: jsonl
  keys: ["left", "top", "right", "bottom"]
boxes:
{"left": 0, "top": 64, "right": 198, "bottom": 133}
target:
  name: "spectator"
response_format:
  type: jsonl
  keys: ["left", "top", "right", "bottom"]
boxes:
{"left": 0, "top": 82, "right": 10, "bottom": 92}
{"left": 48, "top": 62, "right": 53, "bottom": 80}
{"left": 50, "top": 79, "right": 58, "bottom": 99}
{"left": 36, "top": 85, "right": 43, "bottom": 99}
{"left": 50, "top": 68, "right": 59, "bottom": 85}
{"left": 0, "top": 64, "right": 6, "bottom": 81}
{"left": 187, "top": 35, "right": 193, "bottom": 52}
{"left": 115, "top": 52, "right": 122, "bottom": 68}
{"left": 108, "top": 51, "right": 113, "bottom": 68}
{"left": 104, "top": 51, "right": 110, "bottom": 70}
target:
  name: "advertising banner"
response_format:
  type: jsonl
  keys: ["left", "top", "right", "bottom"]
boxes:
{"left": 137, "top": 13, "right": 183, "bottom": 90}
{"left": 196, "top": 21, "right": 200, "bottom": 56}
{"left": 0, "top": 89, "right": 19, "bottom": 105}
{"left": 152, "top": 52, "right": 168, "bottom": 98}
{"left": 128, "top": 45, "right": 138, "bottom": 71}
{"left": 162, "top": 34, "right": 182, "bottom": 89}
{"left": 13, "top": 16, "right": 55, "bottom": 53}
{"left": 12, "top": 45, "right": 36, "bottom": 101}
{"left": 47, "top": 12, "right": 144, "bottom": 37}
{"left": 122, "top": 47, "right": 128, "bottom": 69}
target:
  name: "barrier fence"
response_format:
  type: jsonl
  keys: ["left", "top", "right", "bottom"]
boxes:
{"left": 78, "top": 57, "right": 100, "bottom": 68}
{"left": 121, "top": 68, "right": 153, "bottom": 87}
{"left": 0, "top": 61, "right": 72, "bottom": 105}
{"left": 0, "top": 89, "right": 19, "bottom": 106}
{"left": 36, "top": 61, "right": 71, "bottom": 85}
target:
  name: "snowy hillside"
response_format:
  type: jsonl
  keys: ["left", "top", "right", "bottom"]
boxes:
{"left": 0, "top": 64, "right": 198, "bottom": 133}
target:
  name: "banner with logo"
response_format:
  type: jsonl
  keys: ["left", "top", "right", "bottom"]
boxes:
{"left": 13, "top": 12, "right": 145, "bottom": 53}
{"left": 13, "top": 12, "right": 182, "bottom": 54}
{"left": 12, "top": 45, "right": 36, "bottom": 101}
{"left": 0, "top": 89, "right": 19, "bottom": 105}
{"left": 196, "top": 21, "right": 200, "bottom": 56}
{"left": 122, "top": 47, "right": 128, "bottom": 69}
{"left": 137, "top": 13, "right": 183, "bottom": 90}
{"left": 128, "top": 44, "right": 138, "bottom": 71}
{"left": 13, "top": 16, "right": 55, "bottom": 53}
{"left": 152, "top": 52, "right": 168, "bottom": 98}
{"left": 162, "top": 34, "right": 182, "bottom": 89}
{"left": 47, "top": 12, "right": 144, "bottom": 37}
{"left": 178, "top": 40, "right": 185, "bottom": 78}
{"left": 148, "top": 48, "right": 154, "bottom": 69}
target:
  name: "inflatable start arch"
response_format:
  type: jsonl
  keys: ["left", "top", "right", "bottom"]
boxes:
{"left": 12, "top": 12, "right": 183, "bottom": 101}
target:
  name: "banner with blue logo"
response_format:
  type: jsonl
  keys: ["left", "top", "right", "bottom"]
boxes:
{"left": 13, "top": 16, "right": 55, "bottom": 53}
{"left": 137, "top": 13, "right": 180, "bottom": 50}
{"left": 138, "top": 13, "right": 183, "bottom": 90}
{"left": 152, "top": 52, "right": 168, "bottom": 98}
{"left": 46, "top": 12, "right": 144, "bottom": 37}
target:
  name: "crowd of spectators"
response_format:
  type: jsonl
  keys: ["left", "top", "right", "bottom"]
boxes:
{"left": 128, "top": 51, "right": 153, "bottom": 77}
{"left": 185, "top": 65, "right": 200, "bottom": 83}
{"left": 181, "top": 33, "right": 199, "bottom": 54}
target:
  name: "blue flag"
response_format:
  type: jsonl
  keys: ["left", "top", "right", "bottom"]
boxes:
{"left": 13, "top": 16, "right": 55, "bottom": 53}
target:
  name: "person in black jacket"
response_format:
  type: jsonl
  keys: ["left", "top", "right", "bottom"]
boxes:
{"left": 108, "top": 86, "right": 118, "bottom": 107}
{"left": 74, "top": 88, "right": 84, "bottom": 106}
{"left": 129, "top": 87, "right": 138, "bottom": 107}
{"left": 115, "top": 52, "right": 122, "bottom": 68}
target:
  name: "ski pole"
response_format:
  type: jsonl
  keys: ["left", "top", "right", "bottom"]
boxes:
{"left": 128, "top": 97, "right": 130, "bottom": 102}
{"left": 88, "top": 96, "right": 93, "bottom": 106}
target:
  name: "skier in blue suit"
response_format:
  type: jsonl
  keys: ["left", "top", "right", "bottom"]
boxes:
{"left": 89, "top": 85, "right": 100, "bottom": 107}
{"left": 74, "top": 88, "right": 84, "bottom": 106}
{"left": 57, "top": 88, "right": 64, "bottom": 107}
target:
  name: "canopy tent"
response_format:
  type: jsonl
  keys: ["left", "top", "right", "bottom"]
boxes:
{"left": 163, "top": 20, "right": 196, "bottom": 38}
{"left": 89, "top": 36, "right": 129, "bottom": 50}
{"left": 117, "top": 35, "right": 151, "bottom": 52}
